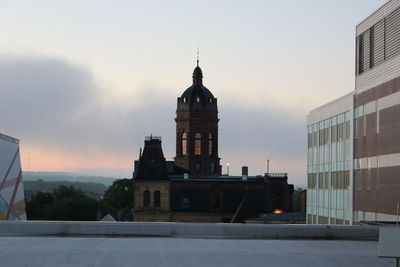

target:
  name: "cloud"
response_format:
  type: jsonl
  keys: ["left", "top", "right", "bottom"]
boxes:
{"left": 0, "top": 54, "right": 307, "bottom": 186}
{"left": 0, "top": 55, "right": 97, "bottom": 144}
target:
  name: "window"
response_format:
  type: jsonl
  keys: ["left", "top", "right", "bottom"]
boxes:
{"left": 182, "top": 97, "right": 187, "bottom": 103}
{"left": 318, "top": 173, "right": 324, "bottom": 189}
{"left": 358, "top": 34, "right": 364, "bottom": 74}
{"left": 195, "top": 133, "right": 201, "bottom": 155}
{"left": 208, "top": 133, "right": 213, "bottom": 155}
{"left": 181, "top": 132, "right": 187, "bottom": 156}
{"left": 369, "top": 26, "right": 375, "bottom": 69}
{"left": 143, "top": 190, "right": 150, "bottom": 207}
{"left": 338, "top": 123, "right": 344, "bottom": 141}
{"left": 355, "top": 170, "right": 362, "bottom": 190}
{"left": 209, "top": 97, "right": 213, "bottom": 103}
{"left": 367, "top": 169, "right": 372, "bottom": 190}
{"left": 345, "top": 121, "right": 350, "bottom": 140}
{"left": 331, "top": 125, "right": 338, "bottom": 143}
{"left": 196, "top": 96, "right": 200, "bottom": 103}
{"left": 154, "top": 190, "right": 161, "bottom": 207}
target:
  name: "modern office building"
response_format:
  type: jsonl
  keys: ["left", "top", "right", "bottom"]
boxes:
{"left": 306, "top": 93, "right": 353, "bottom": 225}
{"left": 307, "top": 0, "right": 400, "bottom": 225}
{"left": 354, "top": 0, "right": 400, "bottom": 223}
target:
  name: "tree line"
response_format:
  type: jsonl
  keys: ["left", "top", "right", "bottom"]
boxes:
{"left": 25, "top": 179, "right": 133, "bottom": 221}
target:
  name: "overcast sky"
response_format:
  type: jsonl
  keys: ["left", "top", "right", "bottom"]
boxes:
{"left": 0, "top": 0, "right": 385, "bottom": 187}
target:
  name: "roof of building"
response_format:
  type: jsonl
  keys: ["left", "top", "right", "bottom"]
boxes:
{"left": 0, "top": 132, "right": 19, "bottom": 144}
{"left": 177, "top": 64, "right": 217, "bottom": 112}
{"left": 134, "top": 136, "right": 168, "bottom": 180}
{"left": 100, "top": 213, "right": 116, "bottom": 222}
{"left": 169, "top": 173, "right": 288, "bottom": 182}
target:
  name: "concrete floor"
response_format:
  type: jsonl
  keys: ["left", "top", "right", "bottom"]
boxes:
{"left": 0, "top": 237, "right": 394, "bottom": 267}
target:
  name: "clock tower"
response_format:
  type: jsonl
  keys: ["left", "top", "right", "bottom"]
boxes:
{"left": 174, "top": 61, "right": 221, "bottom": 176}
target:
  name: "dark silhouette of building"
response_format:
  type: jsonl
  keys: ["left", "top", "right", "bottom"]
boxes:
{"left": 174, "top": 61, "right": 221, "bottom": 176}
{"left": 132, "top": 62, "right": 293, "bottom": 222}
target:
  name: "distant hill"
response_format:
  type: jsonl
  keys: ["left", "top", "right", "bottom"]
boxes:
{"left": 24, "top": 179, "right": 108, "bottom": 194}
{"left": 23, "top": 171, "right": 118, "bottom": 186}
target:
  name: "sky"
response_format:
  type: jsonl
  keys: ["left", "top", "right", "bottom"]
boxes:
{"left": 0, "top": 0, "right": 386, "bottom": 187}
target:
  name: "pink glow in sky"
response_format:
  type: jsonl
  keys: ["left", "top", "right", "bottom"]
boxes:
{"left": 0, "top": 0, "right": 386, "bottom": 187}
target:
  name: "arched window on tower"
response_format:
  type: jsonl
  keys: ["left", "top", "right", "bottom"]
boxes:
{"left": 143, "top": 190, "right": 150, "bottom": 208}
{"left": 154, "top": 190, "right": 161, "bottom": 208}
{"left": 181, "top": 132, "right": 187, "bottom": 156}
{"left": 195, "top": 133, "right": 201, "bottom": 155}
{"left": 208, "top": 133, "right": 213, "bottom": 156}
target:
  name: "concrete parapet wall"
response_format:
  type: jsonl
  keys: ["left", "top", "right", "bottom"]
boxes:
{"left": 0, "top": 221, "right": 379, "bottom": 240}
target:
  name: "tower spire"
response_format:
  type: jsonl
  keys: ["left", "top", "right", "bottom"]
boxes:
{"left": 196, "top": 46, "right": 199, "bottom": 67}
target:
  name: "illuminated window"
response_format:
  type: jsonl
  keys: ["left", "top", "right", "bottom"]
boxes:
{"left": 195, "top": 133, "right": 201, "bottom": 155}
{"left": 154, "top": 190, "right": 160, "bottom": 207}
{"left": 181, "top": 132, "right": 187, "bottom": 156}
{"left": 209, "top": 97, "right": 213, "bottom": 103}
{"left": 182, "top": 97, "right": 187, "bottom": 103}
{"left": 208, "top": 133, "right": 213, "bottom": 155}
{"left": 196, "top": 96, "right": 200, "bottom": 103}
{"left": 143, "top": 190, "right": 150, "bottom": 208}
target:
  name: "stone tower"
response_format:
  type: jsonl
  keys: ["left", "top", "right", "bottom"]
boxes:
{"left": 174, "top": 62, "right": 221, "bottom": 176}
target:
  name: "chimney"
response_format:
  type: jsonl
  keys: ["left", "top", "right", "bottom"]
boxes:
{"left": 242, "top": 166, "right": 248, "bottom": 180}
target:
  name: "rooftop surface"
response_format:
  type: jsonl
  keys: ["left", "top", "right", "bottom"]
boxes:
{"left": 0, "top": 236, "right": 392, "bottom": 267}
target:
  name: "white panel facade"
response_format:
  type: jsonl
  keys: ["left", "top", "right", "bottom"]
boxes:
{"left": 306, "top": 93, "right": 354, "bottom": 225}
{"left": 356, "top": 0, "right": 400, "bottom": 35}
{"left": 356, "top": 53, "right": 400, "bottom": 93}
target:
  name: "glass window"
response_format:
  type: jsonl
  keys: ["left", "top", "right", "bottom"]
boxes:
{"left": 345, "top": 111, "right": 350, "bottom": 121}
{"left": 195, "top": 133, "right": 201, "bottom": 155}
{"left": 208, "top": 133, "right": 213, "bottom": 155}
{"left": 182, "top": 97, "right": 187, "bottom": 103}
{"left": 331, "top": 125, "right": 337, "bottom": 143}
{"left": 338, "top": 123, "right": 344, "bottom": 141}
{"left": 332, "top": 116, "right": 337, "bottom": 126}
{"left": 181, "top": 132, "right": 187, "bottom": 156}
{"left": 196, "top": 97, "right": 200, "bottom": 103}
{"left": 345, "top": 121, "right": 350, "bottom": 140}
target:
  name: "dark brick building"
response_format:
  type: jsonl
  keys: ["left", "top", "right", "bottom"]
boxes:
{"left": 133, "top": 62, "right": 293, "bottom": 222}
{"left": 175, "top": 61, "right": 221, "bottom": 176}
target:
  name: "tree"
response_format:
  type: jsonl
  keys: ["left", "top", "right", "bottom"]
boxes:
{"left": 48, "top": 185, "right": 99, "bottom": 221}
{"left": 26, "top": 185, "right": 100, "bottom": 221}
{"left": 26, "top": 191, "right": 54, "bottom": 220}
{"left": 101, "top": 179, "right": 134, "bottom": 221}
{"left": 293, "top": 187, "right": 305, "bottom": 212}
